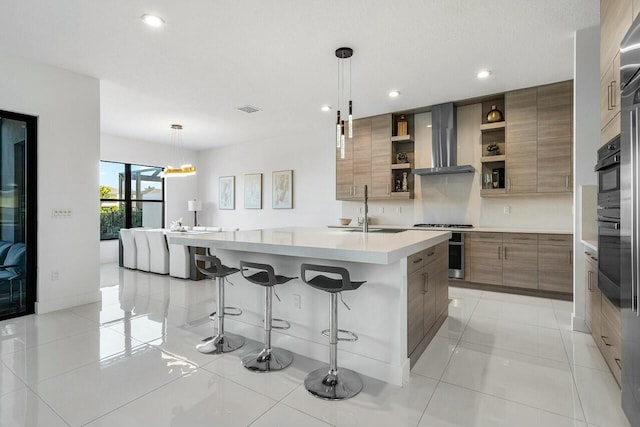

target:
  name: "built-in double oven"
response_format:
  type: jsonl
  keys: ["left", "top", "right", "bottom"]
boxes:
{"left": 595, "top": 136, "right": 621, "bottom": 306}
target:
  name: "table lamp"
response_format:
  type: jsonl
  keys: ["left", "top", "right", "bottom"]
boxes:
{"left": 188, "top": 199, "right": 203, "bottom": 226}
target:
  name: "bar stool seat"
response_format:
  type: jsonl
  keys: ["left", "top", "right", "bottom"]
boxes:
{"left": 301, "top": 263, "right": 365, "bottom": 400}
{"left": 194, "top": 254, "right": 244, "bottom": 354}
{"left": 240, "top": 261, "right": 296, "bottom": 372}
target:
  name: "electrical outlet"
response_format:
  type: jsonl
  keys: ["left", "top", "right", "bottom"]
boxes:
{"left": 293, "top": 294, "right": 301, "bottom": 309}
{"left": 503, "top": 206, "right": 511, "bottom": 214}
{"left": 51, "top": 271, "right": 59, "bottom": 281}
{"left": 52, "top": 209, "right": 72, "bottom": 218}
{"left": 379, "top": 207, "right": 384, "bottom": 214}
{"left": 396, "top": 206, "right": 402, "bottom": 214}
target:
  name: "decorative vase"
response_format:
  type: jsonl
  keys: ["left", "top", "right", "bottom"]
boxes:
{"left": 486, "top": 105, "right": 504, "bottom": 123}
{"left": 396, "top": 152, "right": 408, "bottom": 163}
{"left": 396, "top": 115, "right": 408, "bottom": 136}
{"left": 402, "top": 172, "right": 408, "bottom": 192}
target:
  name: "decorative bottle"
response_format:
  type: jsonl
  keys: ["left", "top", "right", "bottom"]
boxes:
{"left": 402, "top": 172, "right": 408, "bottom": 192}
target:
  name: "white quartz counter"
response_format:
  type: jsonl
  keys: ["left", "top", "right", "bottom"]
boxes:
{"left": 581, "top": 239, "right": 598, "bottom": 252}
{"left": 168, "top": 227, "right": 451, "bottom": 264}
{"left": 329, "top": 225, "right": 573, "bottom": 234}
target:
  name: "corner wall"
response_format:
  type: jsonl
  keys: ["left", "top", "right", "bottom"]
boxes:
{"left": 0, "top": 53, "right": 101, "bottom": 313}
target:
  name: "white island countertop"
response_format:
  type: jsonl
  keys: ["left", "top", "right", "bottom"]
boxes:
{"left": 167, "top": 227, "right": 451, "bottom": 264}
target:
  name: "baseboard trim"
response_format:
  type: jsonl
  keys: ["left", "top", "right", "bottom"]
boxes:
{"left": 572, "top": 315, "right": 589, "bottom": 333}
{"left": 450, "top": 280, "right": 573, "bottom": 301}
{"left": 35, "top": 291, "right": 102, "bottom": 314}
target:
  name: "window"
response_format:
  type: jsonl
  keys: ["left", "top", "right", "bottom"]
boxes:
{"left": 99, "top": 161, "right": 164, "bottom": 240}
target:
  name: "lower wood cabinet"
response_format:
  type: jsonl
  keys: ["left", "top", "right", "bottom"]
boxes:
{"left": 407, "top": 241, "right": 448, "bottom": 358}
{"left": 538, "top": 234, "right": 573, "bottom": 293}
{"left": 584, "top": 247, "right": 622, "bottom": 387}
{"left": 469, "top": 233, "right": 503, "bottom": 285}
{"left": 466, "top": 232, "right": 572, "bottom": 294}
{"left": 502, "top": 234, "right": 538, "bottom": 289}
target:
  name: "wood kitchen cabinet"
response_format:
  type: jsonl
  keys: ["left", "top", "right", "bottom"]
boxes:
{"left": 465, "top": 232, "right": 573, "bottom": 296}
{"left": 371, "top": 114, "right": 393, "bottom": 198}
{"left": 505, "top": 88, "right": 538, "bottom": 194}
{"left": 502, "top": 233, "right": 538, "bottom": 289}
{"left": 601, "top": 0, "right": 632, "bottom": 78}
{"left": 585, "top": 251, "right": 602, "bottom": 342}
{"left": 537, "top": 81, "right": 573, "bottom": 193}
{"left": 468, "top": 233, "right": 503, "bottom": 286}
{"left": 538, "top": 234, "right": 573, "bottom": 293}
{"left": 407, "top": 241, "right": 448, "bottom": 359}
{"left": 335, "top": 114, "right": 395, "bottom": 201}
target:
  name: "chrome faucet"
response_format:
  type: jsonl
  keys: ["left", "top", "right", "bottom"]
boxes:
{"left": 363, "top": 185, "right": 369, "bottom": 233}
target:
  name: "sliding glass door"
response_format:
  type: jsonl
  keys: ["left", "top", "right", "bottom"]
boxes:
{"left": 0, "top": 110, "right": 37, "bottom": 320}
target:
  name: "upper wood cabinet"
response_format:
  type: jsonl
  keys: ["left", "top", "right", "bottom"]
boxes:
{"left": 634, "top": 0, "right": 640, "bottom": 20}
{"left": 600, "top": 0, "right": 632, "bottom": 77}
{"left": 371, "top": 115, "right": 393, "bottom": 198}
{"left": 537, "top": 81, "right": 573, "bottom": 193}
{"left": 352, "top": 118, "right": 372, "bottom": 199}
{"left": 335, "top": 114, "right": 394, "bottom": 201}
{"left": 505, "top": 88, "right": 538, "bottom": 194}
{"left": 503, "top": 81, "right": 573, "bottom": 196}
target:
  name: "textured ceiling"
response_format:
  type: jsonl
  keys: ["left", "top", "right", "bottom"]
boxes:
{"left": 0, "top": 0, "right": 599, "bottom": 150}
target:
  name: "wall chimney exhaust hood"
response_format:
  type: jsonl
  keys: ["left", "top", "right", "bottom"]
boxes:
{"left": 412, "top": 103, "right": 475, "bottom": 176}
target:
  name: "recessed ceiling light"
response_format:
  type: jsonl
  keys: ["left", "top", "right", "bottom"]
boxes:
{"left": 477, "top": 70, "right": 491, "bottom": 79}
{"left": 321, "top": 105, "right": 331, "bottom": 112}
{"left": 389, "top": 90, "right": 400, "bottom": 98}
{"left": 141, "top": 14, "right": 164, "bottom": 27}
{"left": 427, "top": 125, "right": 432, "bottom": 128}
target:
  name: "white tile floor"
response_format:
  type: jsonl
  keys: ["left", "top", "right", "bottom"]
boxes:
{"left": 0, "top": 265, "right": 632, "bottom": 426}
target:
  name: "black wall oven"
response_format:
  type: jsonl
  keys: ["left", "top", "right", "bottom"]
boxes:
{"left": 595, "top": 136, "right": 621, "bottom": 307}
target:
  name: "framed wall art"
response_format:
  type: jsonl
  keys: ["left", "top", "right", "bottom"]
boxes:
{"left": 272, "top": 170, "right": 293, "bottom": 209}
{"left": 218, "top": 176, "right": 235, "bottom": 210}
{"left": 244, "top": 173, "right": 262, "bottom": 209}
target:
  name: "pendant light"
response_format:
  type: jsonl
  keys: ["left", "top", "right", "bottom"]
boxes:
{"left": 335, "top": 47, "right": 353, "bottom": 159}
{"left": 162, "top": 124, "right": 196, "bottom": 177}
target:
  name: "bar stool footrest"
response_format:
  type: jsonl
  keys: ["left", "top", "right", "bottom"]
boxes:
{"left": 321, "top": 329, "right": 358, "bottom": 342}
{"left": 224, "top": 306, "right": 243, "bottom": 316}
{"left": 271, "top": 318, "right": 291, "bottom": 330}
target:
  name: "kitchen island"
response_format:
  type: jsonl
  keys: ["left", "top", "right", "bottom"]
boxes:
{"left": 168, "top": 227, "right": 450, "bottom": 385}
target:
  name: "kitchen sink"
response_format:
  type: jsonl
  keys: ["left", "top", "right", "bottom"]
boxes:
{"left": 344, "top": 228, "right": 407, "bottom": 233}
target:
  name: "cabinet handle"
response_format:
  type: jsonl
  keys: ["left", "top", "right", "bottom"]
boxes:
{"left": 615, "top": 358, "right": 622, "bottom": 369}
{"left": 608, "top": 83, "right": 614, "bottom": 110}
{"left": 601, "top": 335, "right": 612, "bottom": 346}
{"left": 565, "top": 175, "right": 570, "bottom": 189}
{"left": 498, "top": 246, "right": 502, "bottom": 260}
{"left": 587, "top": 270, "right": 592, "bottom": 291}
{"left": 422, "top": 272, "right": 427, "bottom": 294}
{"left": 507, "top": 178, "right": 512, "bottom": 192}
{"left": 569, "top": 249, "right": 572, "bottom": 265}
{"left": 504, "top": 246, "right": 508, "bottom": 260}
{"left": 427, "top": 251, "right": 435, "bottom": 257}
{"left": 611, "top": 80, "right": 617, "bottom": 108}
{"left": 413, "top": 258, "right": 423, "bottom": 264}
{"left": 386, "top": 183, "right": 390, "bottom": 195}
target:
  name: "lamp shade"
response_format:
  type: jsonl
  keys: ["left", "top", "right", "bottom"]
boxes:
{"left": 188, "top": 200, "right": 203, "bottom": 212}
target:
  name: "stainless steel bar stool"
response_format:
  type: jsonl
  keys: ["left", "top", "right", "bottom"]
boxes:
{"left": 240, "top": 261, "right": 296, "bottom": 372}
{"left": 300, "top": 263, "right": 366, "bottom": 400}
{"left": 193, "top": 254, "right": 244, "bottom": 354}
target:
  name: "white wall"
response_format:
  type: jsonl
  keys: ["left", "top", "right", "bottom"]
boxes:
{"left": 100, "top": 133, "right": 198, "bottom": 263}
{"left": 342, "top": 104, "right": 573, "bottom": 230}
{"left": 0, "top": 53, "right": 101, "bottom": 313}
{"left": 572, "top": 26, "right": 600, "bottom": 332}
{"left": 196, "top": 128, "right": 340, "bottom": 229}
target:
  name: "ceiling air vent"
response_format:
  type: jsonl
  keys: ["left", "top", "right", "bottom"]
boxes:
{"left": 237, "top": 105, "right": 261, "bottom": 113}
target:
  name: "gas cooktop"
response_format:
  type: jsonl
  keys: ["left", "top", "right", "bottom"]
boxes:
{"left": 413, "top": 223, "right": 474, "bottom": 229}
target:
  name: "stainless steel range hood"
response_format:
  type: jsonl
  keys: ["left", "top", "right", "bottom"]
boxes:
{"left": 412, "top": 103, "right": 475, "bottom": 176}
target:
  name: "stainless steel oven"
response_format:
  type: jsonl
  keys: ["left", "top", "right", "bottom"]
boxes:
{"left": 595, "top": 136, "right": 622, "bottom": 307}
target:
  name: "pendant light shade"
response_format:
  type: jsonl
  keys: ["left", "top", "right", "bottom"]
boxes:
{"left": 162, "top": 124, "right": 196, "bottom": 177}
{"left": 335, "top": 47, "right": 354, "bottom": 159}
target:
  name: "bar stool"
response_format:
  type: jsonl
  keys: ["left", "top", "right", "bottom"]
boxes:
{"left": 193, "top": 254, "right": 244, "bottom": 354}
{"left": 240, "top": 261, "right": 296, "bottom": 372}
{"left": 300, "top": 263, "right": 365, "bottom": 400}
